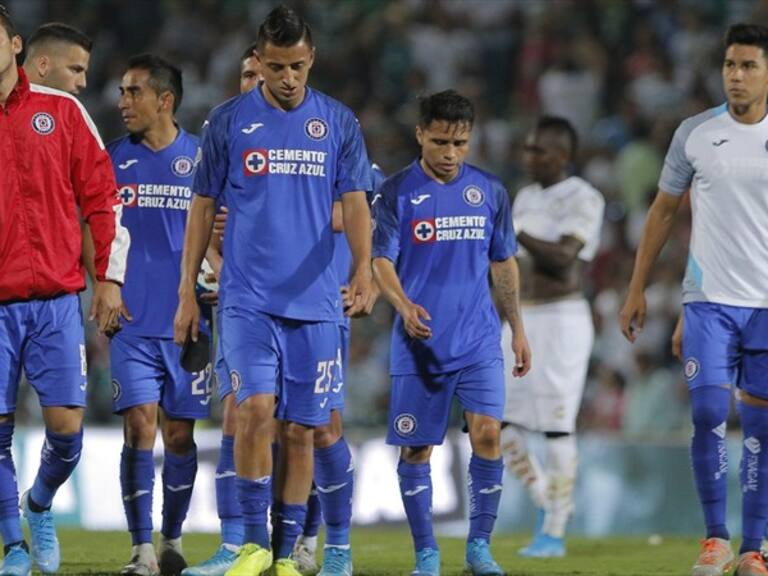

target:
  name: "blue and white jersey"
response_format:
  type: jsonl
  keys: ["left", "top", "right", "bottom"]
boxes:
{"left": 194, "top": 87, "right": 373, "bottom": 322}
{"left": 109, "top": 129, "right": 199, "bottom": 338}
{"left": 659, "top": 104, "right": 768, "bottom": 308}
{"left": 373, "top": 160, "right": 517, "bottom": 375}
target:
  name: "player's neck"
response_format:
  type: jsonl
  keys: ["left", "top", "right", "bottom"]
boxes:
{"left": 140, "top": 118, "right": 179, "bottom": 151}
{"left": 728, "top": 100, "right": 768, "bottom": 124}
{"left": 538, "top": 173, "right": 568, "bottom": 189}
{"left": 0, "top": 64, "right": 19, "bottom": 107}
{"left": 261, "top": 83, "right": 306, "bottom": 111}
{"left": 420, "top": 157, "right": 460, "bottom": 184}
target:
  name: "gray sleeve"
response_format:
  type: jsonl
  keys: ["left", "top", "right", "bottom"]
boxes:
{"left": 657, "top": 122, "right": 694, "bottom": 196}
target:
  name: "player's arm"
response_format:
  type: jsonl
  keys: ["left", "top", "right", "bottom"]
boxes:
{"left": 81, "top": 223, "right": 98, "bottom": 282}
{"left": 341, "top": 190, "right": 373, "bottom": 317}
{"left": 205, "top": 225, "right": 223, "bottom": 278}
{"left": 516, "top": 232, "right": 584, "bottom": 275}
{"left": 491, "top": 257, "right": 531, "bottom": 377}
{"left": 373, "top": 257, "right": 432, "bottom": 339}
{"left": 69, "top": 102, "right": 130, "bottom": 334}
{"left": 618, "top": 189, "right": 682, "bottom": 341}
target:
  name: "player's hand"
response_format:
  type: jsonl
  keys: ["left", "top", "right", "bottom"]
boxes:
{"left": 619, "top": 289, "right": 646, "bottom": 343}
{"left": 398, "top": 300, "right": 432, "bottom": 340}
{"left": 344, "top": 266, "right": 374, "bottom": 318}
{"left": 213, "top": 207, "right": 228, "bottom": 238}
{"left": 89, "top": 281, "right": 131, "bottom": 335}
{"left": 510, "top": 322, "right": 532, "bottom": 377}
{"left": 198, "top": 272, "right": 219, "bottom": 305}
{"left": 671, "top": 313, "right": 683, "bottom": 361}
{"left": 174, "top": 289, "right": 200, "bottom": 346}
{"left": 341, "top": 281, "right": 380, "bottom": 317}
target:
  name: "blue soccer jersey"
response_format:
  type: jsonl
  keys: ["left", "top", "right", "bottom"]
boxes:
{"left": 108, "top": 129, "right": 199, "bottom": 338}
{"left": 194, "top": 87, "right": 373, "bottom": 322}
{"left": 373, "top": 160, "right": 517, "bottom": 375}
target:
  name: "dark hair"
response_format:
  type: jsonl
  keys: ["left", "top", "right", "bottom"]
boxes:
{"left": 27, "top": 22, "right": 92, "bottom": 53}
{"left": 256, "top": 5, "right": 312, "bottom": 51}
{"left": 241, "top": 42, "right": 258, "bottom": 62}
{"left": 418, "top": 89, "right": 474, "bottom": 128}
{"left": 536, "top": 115, "right": 578, "bottom": 158}
{"left": 725, "top": 23, "right": 768, "bottom": 56}
{"left": 0, "top": 4, "right": 16, "bottom": 39}
{"left": 126, "top": 54, "right": 183, "bottom": 113}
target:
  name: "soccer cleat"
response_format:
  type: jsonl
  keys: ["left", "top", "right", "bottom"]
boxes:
{"left": 691, "top": 538, "right": 734, "bottom": 576}
{"left": 517, "top": 533, "right": 565, "bottom": 558}
{"left": 20, "top": 491, "right": 59, "bottom": 574}
{"left": 159, "top": 536, "right": 187, "bottom": 576}
{"left": 122, "top": 544, "right": 160, "bottom": 576}
{"left": 464, "top": 539, "right": 504, "bottom": 576}
{"left": 317, "top": 547, "right": 352, "bottom": 576}
{"left": 734, "top": 552, "right": 768, "bottom": 575}
{"left": 271, "top": 558, "right": 303, "bottom": 576}
{"left": 225, "top": 544, "right": 272, "bottom": 576}
{"left": 181, "top": 545, "right": 238, "bottom": 576}
{"left": 0, "top": 543, "right": 32, "bottom": 576}
{"left": 411, "top": 547, "right": 440, "bottom": 576}
{"left": 291, "top": 541, "right": 318, "bottom": 575}
{"left": 761, "top": 539, "right": 768, "bottom": 562}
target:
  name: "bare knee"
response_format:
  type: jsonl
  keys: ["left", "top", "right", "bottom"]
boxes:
{"left": 282, "top": 421, "right": 314, "bottom": 450}
{"left": 314, "top": 411, "right": 342, "bottom": 448}
{"left": 468, "top": 414, "right": 501, "bottom": 458}
{"left": 401, "top": 445, "right": 432, "bottom": 464}
{"left": 162, "top": 417, "right": 195, "bottom": 455}
{"left": 123, "top": 404, "right": 158, "bottom": 450}
{"left": 237, "top": 395, "right": 275, "bottom": 438}
{"left": 42, "top": 406, "right": 83, "bottom": 435}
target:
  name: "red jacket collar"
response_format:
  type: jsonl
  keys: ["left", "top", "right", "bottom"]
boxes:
{"left": 6, "top": 67, "right": 30, "bottom": 110}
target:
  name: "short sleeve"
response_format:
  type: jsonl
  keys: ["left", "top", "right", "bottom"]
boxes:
{"left": 335, "top": 110, "right": 373, "bottom": 195}
{"left": 658, "top": 121, "right": 695, "bottom": 196}
{"left": 372, "top": 180, "right": 401, "bottom": 263}
{"left": 193, "top": 112, "right": 230, "bottom": 200}
{"left": 489, "top": 181, "right": 517, "bottom": 261}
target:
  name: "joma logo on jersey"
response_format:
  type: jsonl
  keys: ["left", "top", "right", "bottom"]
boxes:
{"left": 118, "top": 184, "right": 138, "bottom": 207}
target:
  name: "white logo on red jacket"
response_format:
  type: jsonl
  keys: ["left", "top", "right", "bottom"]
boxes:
{"left": 31, "top": 112, "right": 55, "bottom": 135}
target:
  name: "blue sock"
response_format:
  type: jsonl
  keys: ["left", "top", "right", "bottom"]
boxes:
{"left": 120, "top": 445, "right": 155, "bottom": 545}
{"left": 30, "top": 429, "right": 83, "bottom": 509}
{"left": 0, "top": 423, "right": 22, "bottom": 547}
{"left": 738, "top": 401, "right": 768, "bottom": 554}
{"left": 217, "top": 435, "right": 243, "bottom": 546}
{"left": 237, "top": 476, "right": 271, "bottom": 549}
{"left": 272, "top": 501, "right": 307, "bottom": 560}
{"left": 161, "top": 446, "right": 197, "bottom": 539}
{"left": 398, "top": 460, "right": 437, "bottom": 552}
{"left": 303, "top": 485, "right": 322, "bottom": 538}
{"left": 690, "top": 386, "right": 731, "bottom": 540}
{"left": 314, "top": 438, "right": 353, "bottom": 547}
{"left": 467, "top": 454, "right": 503, "bottom": 543}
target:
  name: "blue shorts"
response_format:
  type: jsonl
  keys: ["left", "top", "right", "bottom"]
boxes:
{"left": 214, "top": 315, "right": 232, "bottom": 401}
{"left": 387, "top": 358, "right": 505, "bottom": 447}
{"left": 0, "top": 294, "right": 87, "bottom": 413}
{"left": 110, "top": 332, "right": 211, "bottom": 419}
{"left": 683, "top": 302, "right": 768, "bottom": 398}
{"left": 221, "top": 307, "right": 339, "bottom": 427}
{"left": 328, "top": 324, "right": 349, "bottom": 412}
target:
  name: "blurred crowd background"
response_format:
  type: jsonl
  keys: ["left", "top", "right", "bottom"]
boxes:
{"left": 7, "top": 0, "right": 760, "bottom": 436}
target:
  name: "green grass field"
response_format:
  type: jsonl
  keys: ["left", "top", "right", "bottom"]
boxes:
{"left": 48, "top": 528, "right": 703, "bottom": 575}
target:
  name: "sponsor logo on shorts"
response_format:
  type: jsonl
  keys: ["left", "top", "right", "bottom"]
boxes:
{"left": 394, "top": 413, "right": 417, "bottom": 437}
{"left": 171, "top": 155, "right": 195, "bottom": 177}
{"left": 112, "top": 379, "right": 121, "bottom": 401}
{"left": 230, "top": 370, "right": 242, "bottom": 393}
{"left": 462, "top": 185, "right": 484, "bottom": 207}
{"left": 31, "top": 112, "right": 55, "bottom": 135}
{"left": 305, "top": 117, "right": 328, "bottom": 141}
{"left": 684, "top": 357, "right": 700, "bottom": 381}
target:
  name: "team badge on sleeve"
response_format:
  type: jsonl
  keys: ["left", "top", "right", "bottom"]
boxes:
{"left": 31, "top": 112, "right": 55, "bottom": 135}
{"left": 171, "top": 155, "right": 195, "bottom": 177}
{"left": 462, "top": 185, "right": 485, "bottom": 207}
{"left": 394, "top": 413, "right": 417, "bottom": 437}
{"left": 243, "top": 149, "right": 268, "bottom": 176}
{"left": 305, "top": 118, "right": 329, "bottom": 141}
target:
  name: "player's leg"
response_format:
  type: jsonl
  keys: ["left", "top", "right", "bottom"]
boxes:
{"left": 684, "top": 303, "right": 742, "bottom": 576}
{"left": 0, "top": 302, "right": 31, "bottom": 576}
{"left": 457, "top": 359, "right": 505, "bottom": 576}
{"left": 225, "top": 309, "right": 280, "bottom": 575}
{"left": 22, "top": 295, "right": 88, "bottom": 574}
{"left": 272, "top": 319, "right": 338, "bottom": 575}
{"left": 112, "top": 334, "right": 165, "bottom": 576}
{"left": 388, "top": 371, "right": 455, "bottom": 576}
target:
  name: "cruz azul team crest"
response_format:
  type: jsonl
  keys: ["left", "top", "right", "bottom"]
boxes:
{"left": 305, "top": 118, "right": 328, "bottom": 141}
{"left": 31, "top": 112, "right": 55, "bottom": 135}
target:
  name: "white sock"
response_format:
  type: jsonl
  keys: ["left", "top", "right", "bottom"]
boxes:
{"left": 159, "top": 535, "right": 182, "bottom": 553}
{"left": 501, "top": 425, "right": 547, "bottom": 509}
{"left": 297, "top": 534, "right": 317, "bottom": 553}
{"left": 132, "top": 543, "right": 158, "bottom": 565}
{"left": 542, "top": 434, "right": 578, "bottom": 538}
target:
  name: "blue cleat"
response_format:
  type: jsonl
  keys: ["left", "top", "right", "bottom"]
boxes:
{"left": 317, "top": 547, "right": 352, "bottom": 576}
{"left": 0, "top": 543, "right": 31, "bottom": 576}
{"left": 20, "top": 491, "right": 59, "bottom": 574}
{"left": 464, "top": 539, "right": 504, "bottom": 576}
{"left": 181, "top": 545, "right": 238, "bottom": 576}
{"left": 411, "top": 547, "right": 440, "bottom": 576}
{"left": 517, "top": 533, "right": 565, "bottom": 558}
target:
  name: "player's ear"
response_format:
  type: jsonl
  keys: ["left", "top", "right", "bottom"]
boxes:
{"left": 34, "top": 54, "right": 49, "bottom": 77}
{"left": 11, "top": 34, "right": 21, "bottom": 57}
{"left": 415, "top": 125, "right": 424, "bottom": 147}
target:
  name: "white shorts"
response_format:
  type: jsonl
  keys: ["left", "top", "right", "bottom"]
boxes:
{"left": 502, "top": 298, "right": 593, "bottom": 433}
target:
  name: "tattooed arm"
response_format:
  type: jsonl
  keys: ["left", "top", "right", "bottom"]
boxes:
{"left": 490, "top": 257, "right": 531, "bottom": 377}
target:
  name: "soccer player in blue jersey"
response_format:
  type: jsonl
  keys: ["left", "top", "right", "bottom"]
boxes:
{"left": 109, "top": 54, "right": 210, "bottom": 576}
{"left": 174, "top": 6, "right": 374, "bottom": 576}
{"left": 372, "top": 90, "right": 531, "bottom": 576}
{"left": 621, "top": 23, "right": 768, "bottom": 576}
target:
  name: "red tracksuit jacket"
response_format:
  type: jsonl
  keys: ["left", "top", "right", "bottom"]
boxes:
{"left": 0, "top": 68, "right": 129, "bottom": 302}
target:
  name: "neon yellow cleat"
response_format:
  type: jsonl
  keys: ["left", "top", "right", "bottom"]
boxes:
{"left": 271, "top": 558, "right": 303, "bottom": 576}
{"left": 225, "top": 544, "right": 273, "bottom": 576}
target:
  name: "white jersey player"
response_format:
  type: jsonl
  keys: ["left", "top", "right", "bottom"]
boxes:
{"left": 500, "top": 116, "right": 604, "bottom": 558}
